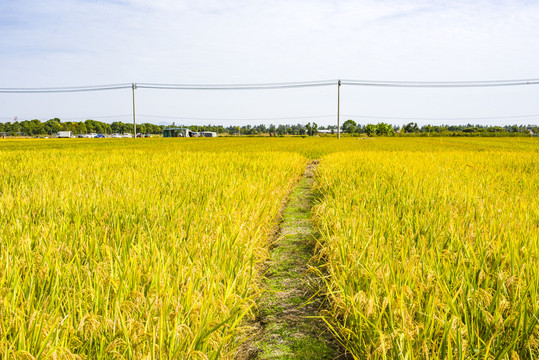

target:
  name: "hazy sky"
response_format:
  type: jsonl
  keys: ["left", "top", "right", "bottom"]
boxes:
{"left": 2, "top": 0, "right": 539, "bottom": 126}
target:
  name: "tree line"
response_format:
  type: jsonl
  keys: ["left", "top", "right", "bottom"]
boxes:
{"left": 0, "top": 118, "right": 537, "bottom": 137}
{"left": 0, "top": 118, "right": 163, "bottom": 136}
{"left": 340, "top": 120, "right": 538, "bottom": 137}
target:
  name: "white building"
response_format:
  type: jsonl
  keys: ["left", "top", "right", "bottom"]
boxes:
{"left": 200, "top": 131, "right": 217, "bottom": 137}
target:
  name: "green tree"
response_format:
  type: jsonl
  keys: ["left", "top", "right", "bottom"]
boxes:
{"left": 342, "top": 119, "right": 357, "bottom": 134}
{"left": 403, "top": 122, "right": 419, "bottom": 133}
{"left": 376, "top": 122, "right": 395, "bottom": 136}
{"left": 268, "top": 124, "right": 276, "bottom": 136}
{"left": 85, "top": 120, "right": 96, "bottom": 133}
{"left": 306, "top": 122, "right": 318, "bottom": 136}
{"left": 365, "top": 124, "right": 377, "bottom": 137}
{"left": 78, "top": 122, "right": 88, "bottom": 134}
{"left": 44, "top": 118, "right": 63, "bottom": 135}
{"left": 12, "top": 122, "right": 22, "bottom": 134}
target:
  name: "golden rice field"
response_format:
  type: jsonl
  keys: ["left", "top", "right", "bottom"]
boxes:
{"left": 313, "top": 145, "right": 539, "bottom": 359}
{"left": 0, "top": 140, "right": 305, "bottom": 359}
{"left": 0, "top": 137, "right": 538, "bottom": 359}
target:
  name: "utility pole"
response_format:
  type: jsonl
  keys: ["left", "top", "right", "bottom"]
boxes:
{"left": 132, "top": 83, "right": 137, "bottom": 138}
{"left": 337, "top": 79, "right": 341, "bottom": 139}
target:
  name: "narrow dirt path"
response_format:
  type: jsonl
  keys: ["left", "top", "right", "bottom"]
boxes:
{"left": 236, "top": 161, "right": 344, "bottom": 360}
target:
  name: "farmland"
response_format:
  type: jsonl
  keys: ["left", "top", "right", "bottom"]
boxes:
{"left": 0, "top": 137, "right": 538, "bottom": 359}
{"left": 313, "top": 143, "right": 539, "bottom": 358}
{"left": 0, "top": 140, "right": 305, "bottom": 359}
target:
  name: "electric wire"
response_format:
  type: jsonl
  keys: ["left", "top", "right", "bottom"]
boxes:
{"left": 137, "top": 113, "right": 539, "bottom": 122}
{"left": 136, "top": 80, "right": 337, "bottom": 90}
{"left": 0, "top": 115, "right": 133, "bottom": 121}
{"left": 340, "top": 114, "right": 539, "bottom": 121}
{"left": 137, "top": 114, "right": 337, "bottom": 121}
{"left": 2, "top": 78, "right": 539, "bottom": 125}
{"left": 341, "top": 79, "right": 539, "bottom": 88}
{"left": 0, "top": 83, "right": 132, "bottom": 93}
{"left": 60, "top": 114, "right": 132, "bottom": 120}
{"left": 3, "top": 113, "right": 539, "bottom": 123}
{"left": 3, "top": 77, "right": 539, "bottom": 93}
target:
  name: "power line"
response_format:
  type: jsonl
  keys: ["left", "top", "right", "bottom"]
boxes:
{"left": 341, "top": 79, "right": 539, "bottom": 88}
{"left": 340, "top": 114, "right": 539, "bottom": 121}
{"left": 3, "top": 77, "right": 539, "bottom": 93}
{"left": 136, "top": 80, "right": 337, "bottom": 90}
{"left": 0, "top": 115, "right": 132, "bottom": 121}
{"left": 61, "top": 114, "right": 132, "bottom": 120}
{"left": 2, "top": 79, "right": 539, "bottom": 131}
{"left": 0, "top": 80, "right": 337, "bottom": 93}
{"left": 0, "top": 84, "right": 132, "bottom": 93}
{"left": 3, "top": 113, "right": 538, "bottom": 123}
{"left": 137, "top": 114, "right": 336, "bottom": 121}
{"left": 136, "top": 113, "right": 539, "bottom": 123}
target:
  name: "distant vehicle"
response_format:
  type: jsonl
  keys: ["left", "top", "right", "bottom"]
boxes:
{"left": 57, "top": 131, "right": 72, "bottom": 138}
{"left": 144, "top": 133, "right": 151, "bottom": 138}
{"left": 136, "top": 133, "right": 143, "bottom": 138}
{"left": 88, "top": 133, "right": 97, "bottom": 138}
{"left": 111, "top": 133, "right": 122, "bottom": 138}
{"left": 96, "top": 134, "right": 105, "bottom": 138}
{"left": 123, "top": 133, "right": 133, "bottom": 138}
{"left": 78, "top": 134, "right": 84, "bottom": 138}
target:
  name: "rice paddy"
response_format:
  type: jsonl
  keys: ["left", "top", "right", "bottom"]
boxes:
{"left": 0, "top": 137, "right": 538, "bottom": 359}
{"left": 313, "top": 143, "right": 539, "bottom": 359}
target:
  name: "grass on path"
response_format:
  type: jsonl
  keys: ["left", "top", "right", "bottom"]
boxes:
{"left": 237, "top": 162, "right": 344, "bottom": 360}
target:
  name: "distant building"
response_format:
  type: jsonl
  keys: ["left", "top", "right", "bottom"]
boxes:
{"left": 163, "top": 127, "right": 195, "bottom": 138}
{"left": 200, "top": 131, "right": 217, "bottom": 137}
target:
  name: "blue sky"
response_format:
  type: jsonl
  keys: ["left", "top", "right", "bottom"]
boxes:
{"left": 2, "top": 0, "right": 539, "bottom": 126}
